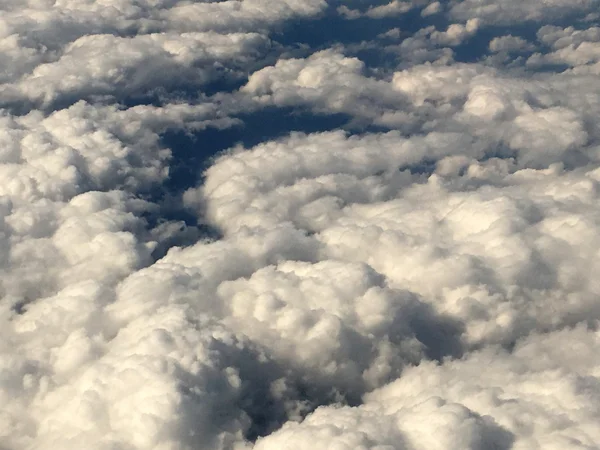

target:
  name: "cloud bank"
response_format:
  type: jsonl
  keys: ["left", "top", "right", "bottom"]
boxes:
{"left": 2, "top": 0, "right": 600, "bottom": 449}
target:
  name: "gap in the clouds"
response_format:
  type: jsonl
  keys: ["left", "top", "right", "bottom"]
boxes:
{"left": 398, "top": 158, "right": 438, "bottom": 175}
{"left": 274, "top": 9, "right": 426, "bottom": 49}
{"left": 121, "top": 79, "right": 247, "bottom": 108}
{"left": 142, "top": 108, "right": 351, "bottom": 259}
{"left": 272, "top": 5, "right": 440, "bottom": 70}
{"left": 271, "top": 2, "right": 596, "bottom": 70}
{"left": 145, "top": 119, "right": 527, "bottom": 261}
{"left": 453, "top": 17, "right": 600, "bottom": 65}
{"left": 482, "top": 144, "right": 519, "bottom": 161}
{"left": 161, "top": 107, "right": 352, "bottom": 193}
{"left": 270, "top": 4, "right": 539, "bottom": 70}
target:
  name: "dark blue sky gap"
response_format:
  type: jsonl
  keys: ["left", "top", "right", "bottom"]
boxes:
{"left": 161, "top": 108, "right": 351, "bottom": 195}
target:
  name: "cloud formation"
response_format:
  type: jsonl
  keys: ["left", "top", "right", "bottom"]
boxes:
{"left": 3, "top": 0, "right": 600, "bottom": 449}
{"left": 257, "top": 326, "right": 600, "bottom": 449}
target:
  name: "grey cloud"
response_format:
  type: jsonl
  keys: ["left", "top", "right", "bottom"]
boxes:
{"left": 489, "top": 35, "right": 536, "bottom": 53}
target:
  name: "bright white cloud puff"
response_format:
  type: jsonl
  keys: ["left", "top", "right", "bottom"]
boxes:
{"left": 2, "top": 0, "right": 600, "bottom": 449}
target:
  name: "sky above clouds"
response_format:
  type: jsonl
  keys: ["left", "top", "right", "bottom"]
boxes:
{"left": 2, "top": 0, "right": 600, "bottom": 449}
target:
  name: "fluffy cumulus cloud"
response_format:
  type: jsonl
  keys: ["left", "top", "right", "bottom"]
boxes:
{"left": 448, "top": 0, "right": 600, "bottom": 24}
{"left": 3, "top": 0, "right": 600, "bottom": 449}
{"left": 256, "top": 326, "right": 600, "bottom": 450}
{"left": 527, "top": 25, "right": 600, "bottom": 72}
{"left": 338, "top": 1, "right": 414, "bottom": 20}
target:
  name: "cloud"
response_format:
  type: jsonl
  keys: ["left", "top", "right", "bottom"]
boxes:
{"left": 3, "top": 0, "right": 600, "bottom": 448}
{"left": 256, "top": 325, "right": 600, "bottom": 449}
{"left": 183, "top": 122, "right": 600, "bottom": 355}
{"left": 449, "top": 0, "right": 600, "bottom": 24}
{"left": 428, "top": 19, "right": 480, "bottom": 47}
{"left": 337, "top": 0, "right": 445, "bottom": 20}
{"left": 163, "top": 0, "right": 327, "bottom": 32}
{"left": 489, "top": 35, "right": 535, "bottom": 53}
{"left": 0, "top": 0, "right": 327, "bottom": 111}
{"left": 421, "top": 1, "right": 442, "bottom": 17}
{"left": 2, "top": 32, "right": 270, "bottom": 108}
{"left": 338, "top": 1, "right": 414, "bottom": 20}
{"left": 241, "top": 50, "right": 410, "bottom": 125}
{"left": 527, "top": 25, "right": 600, "bottom": 72}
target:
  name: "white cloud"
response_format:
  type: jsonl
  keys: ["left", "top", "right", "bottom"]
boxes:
{"left": 338, "top": 1, "right": 418, "bottom": 20}
{"left": 430, "top": 19, "right": 481, "bottom": 46}
{"left": 528, "top": 26, "right": 600, "bottom": 72}
{"left": 449, "top": 0, "right": 600, "bottom": 24}
{"left": 241, "top": 48, "right": 600, "bottom": 165}
{"left": 366, "top": 1, "right": 413, "bottom": 18}
{"left": 0, "top": 0, "right": 326, "bottom": 110}
{"left": 164, "top": 0, "right": 327, "bottom": 32}
{"left": 184, "top": 123, "right": 600, "bottom": 355}
{"left": 337, "top": 5, "right": 364, "bottom": 20}
{"left": 241, "top": 50, "right": 410, "bottom": 125}
{"left": 2, "top": 32, "right": 269, "bottom": 107}
{"left": 256, "top": 326, "right": 600, "bottom": 449}
{"left": 489, "top": 35, "right": 535, "bottom": 53}
{"left": 3, "top": 0, "right": 600, "bottom": 448}
{"left": 421, "top": 1, "right": 442, "bottom": 17}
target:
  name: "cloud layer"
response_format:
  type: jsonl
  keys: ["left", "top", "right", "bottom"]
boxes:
{"left": 2, "top": 0, "right": 600, "bottom": 449}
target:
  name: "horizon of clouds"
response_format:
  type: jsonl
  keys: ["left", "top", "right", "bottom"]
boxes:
{"left": 2, "top": 0, "right": 600, "bottom": 449}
